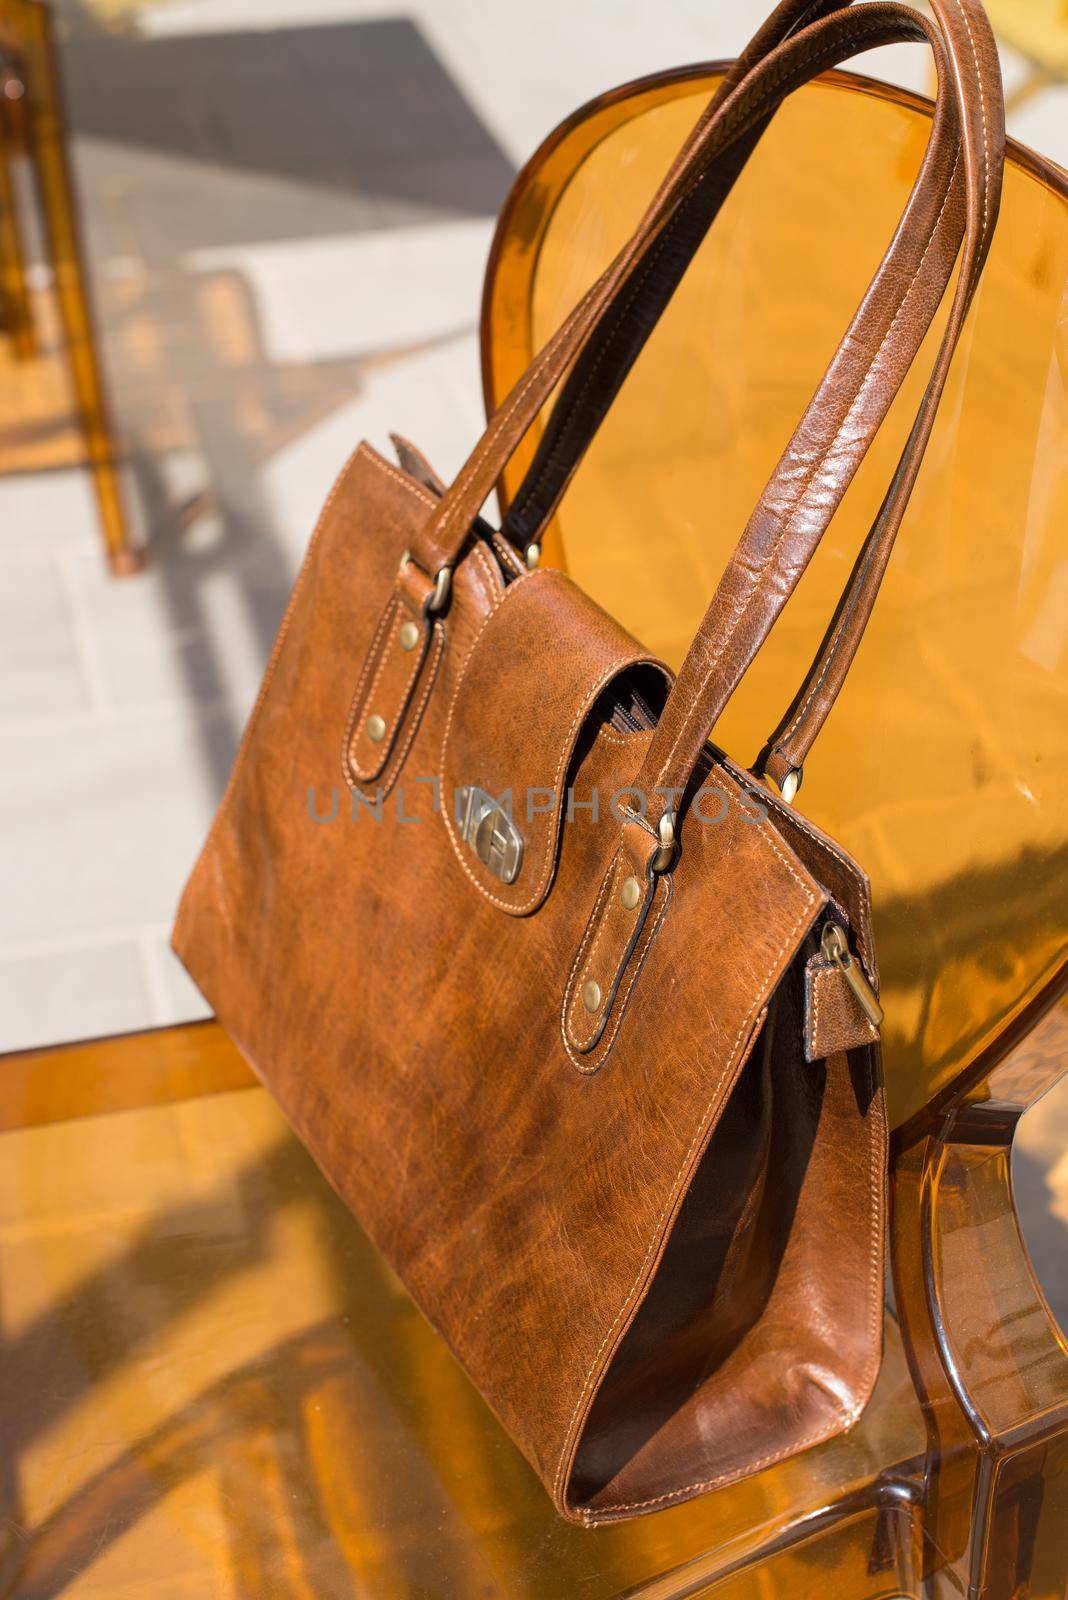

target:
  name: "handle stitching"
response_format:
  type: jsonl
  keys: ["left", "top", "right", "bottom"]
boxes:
{"left": 553, "top": 877, "right": 819, "bottom": 1507}
{"left": 650, "top": 107, "right": 962, "bottom": 796}
{"left": 772, "top": 142, "right": 963, "bottom": 754}
{"left": 565, "top": 846, "right": 645, "bottom": 1051}
{"left": 344, "top": 626, "right": 446, "bottom": 802}
{"left": 948, "top": 0, "right": 990, "bottom": 236}
{"left": 348, "top": 604, "right": 427, "bottom": 779}
{"left": 342, "top": 593, "right": 397, "bottom": 772}
{"left": 511, "top": 4, "right": 847, "bottom": 535}
{"left": 772, "top": 0, "right": 998, "bottom": 764}
{"left": 562, "top": 875, "right": 674, "bottom": 1075}
{"left": 435, "top": 13, "right": 925, "bottom": 562}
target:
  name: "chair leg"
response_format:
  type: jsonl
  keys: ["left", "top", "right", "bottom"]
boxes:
{"left": 0, "top": 110, "right": 36, "bottom": 359}
{"left": 20, "top": 0, "right": 139, "bottom": 574}
{"left": 892, "top": 986, "right": 1068, "bottom": 1597}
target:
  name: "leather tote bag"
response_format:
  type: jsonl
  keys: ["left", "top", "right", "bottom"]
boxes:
{"left": 174, "top": 0, "right": 1005, "bottom": 1525}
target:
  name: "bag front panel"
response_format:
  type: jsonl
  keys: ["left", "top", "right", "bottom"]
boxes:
{"left": 173, "top": 444, "right": 883, "bottom": 1515}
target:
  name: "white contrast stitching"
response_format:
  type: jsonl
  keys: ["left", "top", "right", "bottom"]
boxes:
{"left": 562, "top": 875, "right": 673, "bottom": 1076}
{"left": 348, "top": 605, "right": 428, "bottom": 780}
{"left": 553, "top": 879, "right": 818, "bottom": 1508}
{"left": 470, "top": 539, "right": 506, "bottom": 601}
{"left": 560, "top": 844, "right": 622, "bottom": 1052}
{"left": 368, "top": 451, "right": 438, "bottom": 510}
{"left": 948, "top": 0, "right": 990, "bottom": 236}
{"left": 568, "top": 855, "right": 631, "bottom": 1048}
{"left": 341, "top": 439, "right": 454, "bottom": 784}
{"left": 565, "top": 836, "right": 655, "bottom": 1053}
{"left": 439, "top": 570, "right": 669, "bottom": 915}
{"left": 583, "top": 1033, "right": 887, "bottom": 1519}
{"left": 774, "top": 143, "right": 963, "bottom": 753}
{"left": 652, "top": 121, "right": 963, "bottom": 799}
{"left": 342, "top": 595, "right": 397, "bottom": 776}
{"left": 346, "top": 624, "right": 445, "bottom": 801}
{"left": 435, "top": 17, "right": 905, "bottom": 569}
{"left": 759, "top": 787, "right": 876, "bottom": 978}
{"left": 808, "top": 965, "right": 879, "bottom": 1059}
{"left": 810, "top": 959, "right": 822, "bottom": 1060}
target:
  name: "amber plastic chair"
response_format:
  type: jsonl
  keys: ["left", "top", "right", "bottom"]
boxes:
{"left": 481, "top": 60, "right": 1068, "bottom": 1593}
{"left": 1, "top": 63, "right": 1066, "bottom": 1600}
{"left": 0, "top": 0, "right": 135, "bottom": 573}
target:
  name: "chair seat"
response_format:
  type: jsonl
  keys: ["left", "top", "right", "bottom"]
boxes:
{"left": 0, "top": 1022, "right": 929, "bottom": 1599}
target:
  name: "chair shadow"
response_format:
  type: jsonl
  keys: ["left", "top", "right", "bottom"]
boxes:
{"left": 56, "top": 10, "right": 515, "bottom": 239}
{"left": 24, "top": 2, "right": 515, "bottom": 805}
{"left": 0, "top": 1122, "right": 551, "bottom": 1600}
{"left": 106, "top": 264, "right": 471, "bottom": 797}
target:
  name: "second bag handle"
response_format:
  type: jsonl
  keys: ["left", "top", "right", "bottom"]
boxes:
{"left": 493, "top": 0, "right": 1003, "bottom": 796}
{"left": 409, "top": 2, "right": 971, "bottom": 580}
{"left": 404, "top": 1, "right": 1001, "bottom": 817}
{"left": 501, "top": 0, "right": 1001, "bottom": 558}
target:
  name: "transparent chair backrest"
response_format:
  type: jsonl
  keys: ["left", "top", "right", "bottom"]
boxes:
{"left": 482, "top": 68, "right": 1068, "bottom": 1127}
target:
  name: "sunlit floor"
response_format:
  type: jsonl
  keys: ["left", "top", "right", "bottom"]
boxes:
{"left": 1, "top": 0, "right": 1066, "bottom": 1322}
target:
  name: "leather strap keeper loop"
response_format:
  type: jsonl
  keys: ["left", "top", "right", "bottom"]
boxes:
{"left": 563, "top": 815, "right": 664, "bottom": 1061}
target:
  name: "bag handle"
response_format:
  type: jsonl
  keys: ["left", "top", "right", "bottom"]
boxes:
{"left": 496, "top": 2, "right": 1003, "bottom": 797}
{"left": 407, "top": 2, "right": 966, "bottom": 582}
{"left": 632, "top": 0, "right": 1002, "bottom": 813}
{"left": 497, "top": 0, "right": 881, "bottom": 549}
{"left": 406, "top": 1, "right": 1002, "bottom": 823}
{"left": 500, "top": 0, "right": 1001, "bottom": 562}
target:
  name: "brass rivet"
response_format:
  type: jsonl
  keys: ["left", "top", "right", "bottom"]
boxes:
{"left": 620, "top": 875, "right": 641, "bottom": 910}
{"left": 366, "top": 713, "right": 386, "bottom": 743}
{"left": 398, "top": 620, "right": 419, "bottom": 652}
{"left": 582, "top": 979, "right": 602, "bottom": 1013}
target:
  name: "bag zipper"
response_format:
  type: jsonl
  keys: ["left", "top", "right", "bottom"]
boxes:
{"left": 820, "top": 923, "right": 883, "bottom": 1028}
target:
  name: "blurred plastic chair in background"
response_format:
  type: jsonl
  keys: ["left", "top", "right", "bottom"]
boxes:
{"left": 0, "top": 0, "right": 135, "bottom": 572}
{"left": 986, "top": 0, "right": 1068, "bottom": 112}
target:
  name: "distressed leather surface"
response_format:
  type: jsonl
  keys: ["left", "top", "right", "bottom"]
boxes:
{"left": 173, "top": 0, "right": 1003, "bottom": 1525}
{"left": 173, "top": 445, "right": 884, "bottom": 1521}
{"left": 439, "top": 569, "right": 671, "bottom": 916}
{"left": 345, "top": 561, "right": 439, "bottom": 792}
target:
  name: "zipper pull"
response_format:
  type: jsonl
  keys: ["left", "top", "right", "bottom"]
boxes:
{"left": 821, "top": 924, "right": 884, "bottom": 1029}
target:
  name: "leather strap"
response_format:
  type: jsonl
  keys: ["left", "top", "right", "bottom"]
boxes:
{"left": 408, "top": 4, "right": 963, "bottom": 579}
{"left": 500, "top": 0, "right": 857, "bottom": 548}
{"left": 502, "top": 0, "right": 1000, "bottom": 558}
{"left": 500, "top": 0, "right": 1003, "bottom": 789}
{"left": 634, "top": 0, "right": 1003, "bottom": 808}
{"left": 407, "top": 0, "right": 1003, "bottom": 818}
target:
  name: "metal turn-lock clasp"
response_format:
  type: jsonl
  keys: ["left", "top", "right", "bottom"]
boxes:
{"left": 456, "top": 786, "right": 524, "bottom": 885}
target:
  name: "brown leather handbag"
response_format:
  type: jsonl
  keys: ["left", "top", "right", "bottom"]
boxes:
{"left": 174, "top": 0, "right": 1004, "bottom": 1524}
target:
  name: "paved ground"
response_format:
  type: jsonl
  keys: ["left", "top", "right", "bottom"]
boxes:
{"left": 2, "top": 0, "right": 1066, "bottom": 1319}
